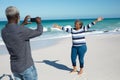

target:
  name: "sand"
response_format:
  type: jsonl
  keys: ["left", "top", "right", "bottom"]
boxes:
{"left": 0, "top": 33, "right": 120, "bottom": 80}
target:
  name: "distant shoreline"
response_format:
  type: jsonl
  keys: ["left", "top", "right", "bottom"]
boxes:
{"left": 0, "top": 17, "right": 120, "bottom": 22}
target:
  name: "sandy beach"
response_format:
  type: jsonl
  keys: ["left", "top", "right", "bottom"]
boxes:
{"left": 0, "top": 33, "right": 120, "bottom": 80}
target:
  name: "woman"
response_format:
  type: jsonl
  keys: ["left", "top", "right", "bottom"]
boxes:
{"left": 53, "top": 17, "right": 103, "bottom": 75}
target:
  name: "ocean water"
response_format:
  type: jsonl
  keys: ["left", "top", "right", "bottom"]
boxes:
{"left": 0, "top": 18, "right": 120, "bottom": 46}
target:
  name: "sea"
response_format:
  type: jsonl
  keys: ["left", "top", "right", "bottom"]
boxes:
{"left": 0, "top": 18, "right": 120, "bottom": 46}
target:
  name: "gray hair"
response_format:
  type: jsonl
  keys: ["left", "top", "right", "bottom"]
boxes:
{"left": 74, "top": 19, "right": 83, "bottom": 26}
{"left": 5, "top": 6, "right": 19, "bottom": 16}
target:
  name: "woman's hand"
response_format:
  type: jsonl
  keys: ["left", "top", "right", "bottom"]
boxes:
{"left": 94, "top": 17, "right": 103, "bottom": 23}
{"left": 97, "top": 17, "right": 103, "bottom": 22}
{"left": 53, "top": 24, "right": 59, "bottom": 28}
{"left": 53, "top": 24, "right": 62, "bottom": 29}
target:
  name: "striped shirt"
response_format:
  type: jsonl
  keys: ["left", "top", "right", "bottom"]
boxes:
{"left": 62, "top": 22, "right": 95, "bottom": 46}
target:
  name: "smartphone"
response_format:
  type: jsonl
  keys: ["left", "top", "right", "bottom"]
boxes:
{"left": 30, "top": 18, "right": 36, "bottom": 22}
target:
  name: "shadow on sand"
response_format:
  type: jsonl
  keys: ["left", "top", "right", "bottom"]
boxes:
{"left": 0, "top": 74, "right": 13, "bottom": 80}
{"left": 35, "top": 60, "right": 72, "bottom": 71}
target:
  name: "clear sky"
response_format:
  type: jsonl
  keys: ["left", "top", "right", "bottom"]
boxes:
{"left": 0, "top": 0, "right": 120, "bottom": 20}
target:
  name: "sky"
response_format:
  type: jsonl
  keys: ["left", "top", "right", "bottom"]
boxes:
{"left": 0, "top": 0, "right": 120, "bottom": 20}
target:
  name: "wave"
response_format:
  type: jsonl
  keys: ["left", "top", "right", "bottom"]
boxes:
{"left": 0, "top": 37, "right": 5, "bottom": 45}
{"left": 111, "top": 28, "right": 120, "bottom": 32}
{"left": 42, "top": 25, "right": 120, "bottom": 33}
{"left": 30, "top": 27, "right": 62, "bottom": 32}
{"left": 101, "top": 27, "right": 120, "bottom": 33}
{"left": 1, "top": 25, "right": 120, "bottom": 46}
{"left": 0, "top": 40, "right": 5, "bottom": 46}
{"left": 29, "top": 25, "right": 72, "bottom": 32}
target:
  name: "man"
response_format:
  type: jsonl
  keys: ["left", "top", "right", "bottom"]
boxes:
{"left": 1, "top": 6, "right": 43, "bottom": 80}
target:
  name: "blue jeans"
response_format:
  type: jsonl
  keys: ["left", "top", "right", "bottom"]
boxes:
{"left": 13, "top": 65, "right": 38, "bottom": 80}
{"left": 71, "top": 45, "right": 87, "bottom": 68}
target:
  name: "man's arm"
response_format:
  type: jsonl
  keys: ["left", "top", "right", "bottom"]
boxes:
{"left": 20, "top": 16, "right": 43, "bottom": 40}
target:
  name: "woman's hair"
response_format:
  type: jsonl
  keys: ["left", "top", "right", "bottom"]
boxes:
{"left": 74, "top": 19, "right": 83, "bottom": 26}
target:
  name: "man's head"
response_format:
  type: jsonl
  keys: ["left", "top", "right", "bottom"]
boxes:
{"left": 74, "top": 20, "right": 83, "bottom": 30}
{"left": 5, "top": 6, "right": 20, "bottom": 23}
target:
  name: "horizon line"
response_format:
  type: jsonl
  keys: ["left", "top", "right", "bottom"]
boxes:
{"left": 0, "top": 17, "right": 120, "bottom": 21}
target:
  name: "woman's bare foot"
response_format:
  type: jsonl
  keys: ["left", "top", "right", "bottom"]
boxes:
{"left": 70, "top": 69, "right": 77, "bottom": 73}
{"left": 78, "top": 68, "right": 83, "bottom": 75}
{"left": 70, "top": 66, "right": 77, "bottom": 73}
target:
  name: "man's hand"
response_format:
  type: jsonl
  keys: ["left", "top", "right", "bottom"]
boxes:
{"left": 35, "top": 17, "right": 41, "bottom": 24}
{"left": 21, "top": 15, "right": 31, "bottom": 26}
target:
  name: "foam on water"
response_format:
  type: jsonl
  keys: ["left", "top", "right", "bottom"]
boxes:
{"left": 0, "top": 41, "right": 5, "bottom": 45}
{"left": 0, "top": 26, "right": 120, "bottom": 46}
{"left": 0, "top": 18, "right": 120, "bottom": 46}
